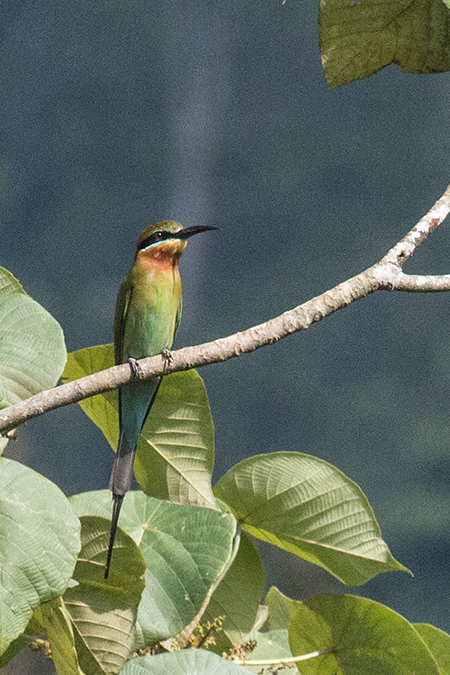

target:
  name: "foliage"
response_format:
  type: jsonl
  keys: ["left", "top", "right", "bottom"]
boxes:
{"left": 2, "top": 3, "right": 450, "bottom": 673}
{"left": 0, "top": 266, "right": 66, "bottom": 453}
{"left": 214, "top": 452, "right": 408, "bottom": 585}
{"left": 0, "top": 268, "right": 449, "bottom": 674}
{"left": 319, "top": 0, "right": 450, "bottom": 88}
{"left": 0, "top": 459, "right": 79, "bottom": 655}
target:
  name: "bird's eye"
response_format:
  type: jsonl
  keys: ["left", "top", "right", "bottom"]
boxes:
{"left": 154, "top": 231, "right": 163, "bottom": 239}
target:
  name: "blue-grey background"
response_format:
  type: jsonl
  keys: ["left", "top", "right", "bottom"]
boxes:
{"left": 1, "top": 2, "right": 450, "bottom": 672}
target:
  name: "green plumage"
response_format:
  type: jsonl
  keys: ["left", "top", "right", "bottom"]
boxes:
{"left": 105, "top": 220, "right": 216, "bottom": 578}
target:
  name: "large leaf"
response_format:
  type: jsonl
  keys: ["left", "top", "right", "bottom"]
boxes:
{"left": 33, "top": 597, "right": 82, "bottom": 675}
{"left": 203, "top": 533, "right": 264, "bottom": 654}
{"left": 135, "top": 368, "right": 216, "bottom": 508}
{"left": 61, "top": 344, "right": 119, "bottom": 448}
{"left": 214, "top": 452, "right": 408, "bottom": 585}
{"left": 0, "top": 266, "right": 66, "bottom": 449}
{"left": 69, "top": 490, "right": 237, "bottom": 649}
{"left": 319, "top": 0, "right": 450, "bottom": 89}
{"left": 265, "top": 586, "right": 302, "bottom": 632}
{"left": 120, "top": 650, "right": 251, "bottom": 675}
{"left": 63, "top": 515, "right": 145, "bottom": 675}
{"left": 62, "top": 345, "right": 216, "bottom": 508}
{"left": 0, "top": 457, "right": 80, "bottom": 655}
{"left": 289, "top": 595, "right": 440, "bottom": 674}
{"left": 414, "top": 623, "right": 450, "bottom": 673}
{"left": 0, "top": 266, "right": 25, "bottom": 298}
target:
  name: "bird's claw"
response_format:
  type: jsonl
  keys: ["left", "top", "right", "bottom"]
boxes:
{"left": 128, "top": 357, "right": 145, "bottom": 379}
{"left": 162, "top": 349, "right": 173, "bottom": 373}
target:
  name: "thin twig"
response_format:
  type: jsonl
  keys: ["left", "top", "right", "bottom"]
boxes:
{"left": 230, "top": 645, "right": 334, "bottom": 666}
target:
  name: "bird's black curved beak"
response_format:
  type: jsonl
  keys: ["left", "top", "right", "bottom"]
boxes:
{"left": 178, "top": 225, "right": 219, "bottom": 239}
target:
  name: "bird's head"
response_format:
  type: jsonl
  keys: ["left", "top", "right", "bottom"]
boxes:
{"left": 135, "top": 221, "right": 217, "bottom": 264}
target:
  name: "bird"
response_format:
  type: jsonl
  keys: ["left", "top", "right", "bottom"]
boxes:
{"left": 105, "top": 220, "right": 216, "bottom": 578}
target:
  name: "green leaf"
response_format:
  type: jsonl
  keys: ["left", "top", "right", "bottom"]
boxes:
{"left": 135, "top": 369, "right": 216, "bottom": 508}
{"left": 203, "top": 533, "right": 264, "bottom": 654}
{"left": 61, "top": 344, "right": 119, "bottom": 448}
{"left": 0, "top": 266, "right": 25, "bottom": 297}
{"left": 69, "top": 490, "right": 237, "bottom": 649}
{"left": 265, "top": 586, "right": 302, "bottom": 631}
{"left": 289, "top": 595, "right": 440, "bottom": 675}
{"left": 0, "top": 458, "right": 80, "bottom": 655}
{"left": 120, "top": 650, "right": 251, "bottom": 675}
{"left": 0, "top": 266, "right": 66, "bottom": 399}
{"left": 33, "top": 597, "right": 82, "bottom": 675}
{"left": 0, "top": 266, "right": 67, "bottom": 449}
{"left": 319, "top": 0, "right": 450, "bottom": 89}
{"left": 63, "top": 515, "right": 145, "bottom": 675}
{"left": 62, "top": 345, "right": 216, "bottom": 508}
{"left": 214, "top": 452, "right": 408, "bottom": 585}
{"left": 414, "top": 623, "right": 450, "bottom": 673}
{"left": 135, "top": 503, "right": 236, "bottom": 648}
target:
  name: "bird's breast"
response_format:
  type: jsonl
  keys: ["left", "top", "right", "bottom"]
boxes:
{"left": 122, "top": 264, "right": 181, "bottom": 360}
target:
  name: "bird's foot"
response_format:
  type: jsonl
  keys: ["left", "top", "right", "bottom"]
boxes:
{"left": 162, "top": 349, "right": 173, "bottom": 373}
{"left": 128, "top": 357, "right": 145, "bottom": 379}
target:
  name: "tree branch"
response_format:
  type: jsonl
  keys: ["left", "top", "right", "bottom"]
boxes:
{"left": 1, "top": 183, "right": 450, "bottom": 435}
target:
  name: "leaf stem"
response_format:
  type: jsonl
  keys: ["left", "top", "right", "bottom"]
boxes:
{"left": 230, "top": 645, "right": 334, "bottom": 666}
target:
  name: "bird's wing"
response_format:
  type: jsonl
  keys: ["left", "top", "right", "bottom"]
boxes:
{"left": 113, "top": 272, "right": 161, "bottom": 450}
{"left": 113, "top": 276, "right": 132, "bottom": 365}
{"left": 174, "top": 293, "right": 183, "bottom": 335}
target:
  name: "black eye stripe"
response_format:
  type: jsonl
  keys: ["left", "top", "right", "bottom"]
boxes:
{"left": 138, "top": 230, "right": 175, "bottom": 251}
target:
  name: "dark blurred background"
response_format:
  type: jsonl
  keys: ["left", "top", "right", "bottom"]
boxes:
{"left": 1, "top": 2, "right": 450, "bottom": 672}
